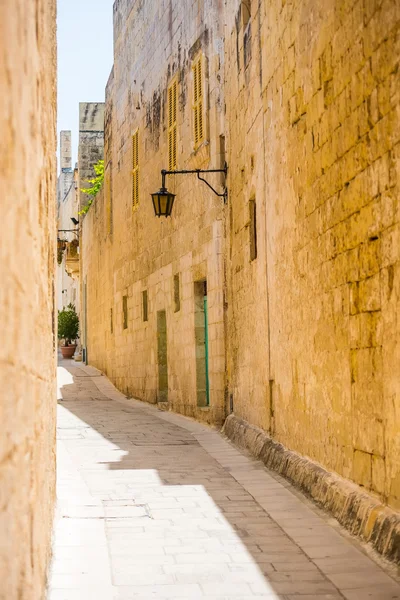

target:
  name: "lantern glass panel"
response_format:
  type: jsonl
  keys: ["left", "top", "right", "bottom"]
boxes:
{"left": 152, "top": 194, "right": 158, "bottom": 216}
{"left": 151, "top": 190, "right": 175, "bottom": 217}
{"left": 160, "top": 195, "right": 168, "bottom": 215}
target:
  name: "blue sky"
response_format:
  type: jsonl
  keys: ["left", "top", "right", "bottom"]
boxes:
{"left": 57, "top": 0, "right": 114, "bottom": 166}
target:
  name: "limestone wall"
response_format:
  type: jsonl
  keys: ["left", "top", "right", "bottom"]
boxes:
{"left": 82, "top": 0, "right": 400, "bottom": 510}
{"left": 82, "top": 0, "right": 227, "bottom": 425}
{"left": 225, "top": 0, "right": 400, "bottom": 509}
{"left": 0, "top": 0, "right": 57, "bottom": 597}
{"left": 78, "top": 103, "right": 105, "bottom": 212}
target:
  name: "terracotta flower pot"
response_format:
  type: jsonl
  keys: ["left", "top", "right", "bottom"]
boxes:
{"left": 60, "top": 345, "right": 76, "bottom": 359}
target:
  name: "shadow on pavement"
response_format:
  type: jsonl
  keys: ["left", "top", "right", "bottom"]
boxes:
{"left": 55, "top": 361, "right": 354, "bottom": 599}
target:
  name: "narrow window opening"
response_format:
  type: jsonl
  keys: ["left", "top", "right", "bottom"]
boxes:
{"left": 219, "top": 134, "right": 226, "bottom": 186}
{"left": 241, "top": 0, "right": 251, "bottom": 28}
{"left": 174, "top": 274, "right": 180, "bottom": 313}
{"left": 110, "top": 307, "right": 113, "bottom": 334}
{"left": 249, "top": 198, "right": 257, "bottom": 261}
{"left": 142, "top": 290, "right": 148, "bottom": 322}
{"left": 242, "top": 1, "right": 252, "bottom": 68}
{"left": 122, "top": 295, "right": 128, "bottom": 329}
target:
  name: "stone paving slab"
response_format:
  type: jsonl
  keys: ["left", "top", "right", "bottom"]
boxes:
{"left": 48, "top": 360, "right": 400, "bottom": 599}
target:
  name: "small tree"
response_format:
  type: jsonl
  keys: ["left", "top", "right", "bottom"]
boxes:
{"left": 58, "top": 303, "right": 79, "bottom": 346}
{"left": 79, "top": 159, "right": 104, "bottom": 216}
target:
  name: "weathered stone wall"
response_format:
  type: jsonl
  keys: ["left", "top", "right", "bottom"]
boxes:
{"left": 78, "top": 103, "right": 105, "bottom": 212}
{"left": 82, "top": 0, "right": 227, "bottom": 425}
{"left": 81, "top": 0, "right": 400, "bottom": 513}
{"left": 57, "top": 132, "right": 80, "bottom": 312}
{"left": 0, "top": 0, "right": 57, "bottom": 597}
{"left": 225, "top": 0, "right": 400, "bottom": 509}
{"left": 60, "top": 130, "right": 72, "bottom": 170}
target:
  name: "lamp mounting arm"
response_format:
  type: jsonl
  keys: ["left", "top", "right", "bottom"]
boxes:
{"left": 161, "top": 165, "right": 228, "bottom": 202}
{"left": 197, "top": 172, "right": 225, "bottom": 198}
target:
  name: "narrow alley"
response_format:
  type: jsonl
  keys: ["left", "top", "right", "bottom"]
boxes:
{"left": 48, "top": 359, "right": 400, "bottom": 600}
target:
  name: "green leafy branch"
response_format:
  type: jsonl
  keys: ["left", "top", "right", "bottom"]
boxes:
{"left": 79, "top": 159, "right": 104, "bottom": 215}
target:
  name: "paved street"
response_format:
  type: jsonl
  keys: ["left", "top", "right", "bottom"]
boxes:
{"left": 48, "top": 360, "right": 400, "bottom": 600}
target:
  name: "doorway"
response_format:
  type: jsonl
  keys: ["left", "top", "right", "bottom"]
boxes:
{"left": 194, "top": 280, "right": 210, "bottom": 407}
{"left": 157, "top": 310, "right": 168, "bottom": 402}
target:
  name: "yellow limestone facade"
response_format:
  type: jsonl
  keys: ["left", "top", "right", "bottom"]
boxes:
{"left": 82, "top": 0, "right": 400, "bottom": 512}
{"left": 225, "top": 0, "right": 400, "bottom": 510}
{"left": 82, "top": 0, "right": 227, "bottom": 425}
{"left": 0, "top": 0, "right": 57, "bottom": 598}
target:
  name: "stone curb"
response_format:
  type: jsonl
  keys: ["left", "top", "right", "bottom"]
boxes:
{"left": 222, "top": 414, "right": 400, "bottom": 565}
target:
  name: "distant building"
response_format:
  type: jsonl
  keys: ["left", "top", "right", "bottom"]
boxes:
{"left": 78, "top": 102, "right": 105, "bottom": 213}
{"left": 78, "top": 102, "right": 105, "bottom": 365}
{"left": 56, "top": 131, "right": 80, "bottom": 312}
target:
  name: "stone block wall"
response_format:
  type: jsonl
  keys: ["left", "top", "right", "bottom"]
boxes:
{"left": 82, "top": 0, "right": 227, "bottom": 425}
{"left": 0, "top": 0, "right": 57, "bottom": 597}
{"left": 60, "top": 130, "right": 72, "bottom": 171}
{"left": 78, "top": 103, "right": 105, "bottom": 212}
{"left": 225, "top": 0, "right": 400, "bottom": 509}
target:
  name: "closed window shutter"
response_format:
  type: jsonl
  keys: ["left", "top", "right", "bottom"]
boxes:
{"left": 193, "top": 56, "right": 204, "bottom": 148}
{"left": 197, "top": 59, "right": 203, "bottom": 141}
{"left": 132, "top": 131, "right": 139, "bottom": 209}
{"left": 168, "top": 81, "right": 177, "bottom": 170}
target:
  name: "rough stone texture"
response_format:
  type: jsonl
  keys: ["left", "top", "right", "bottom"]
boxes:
{"left": 0, "top": 0, "right": 57, "bottom": 598}
{"left": 225, "top": 0, "right": 400, "bottom": 510}
{"left": 78, "top": 103, "right": 105, "bottom": 212}
{"left": 81, "top": 0, "right": 227, "bottom": 426}
{"left": 60, "top": 130, "right": 72, "bottom": 172}
{"left": 224, "top": 414, "right": 400, "bottom": 564}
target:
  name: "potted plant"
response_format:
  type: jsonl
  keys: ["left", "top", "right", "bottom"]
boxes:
{"left": 58, "top": 303, "right": 79, "bottom": 359}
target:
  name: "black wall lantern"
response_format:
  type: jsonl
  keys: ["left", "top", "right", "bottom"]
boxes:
{"left": 151, "top": 165, "right": 227, "bottom": 218}
{"left": 151, "top": 185, "right": 175, "bottom": 218}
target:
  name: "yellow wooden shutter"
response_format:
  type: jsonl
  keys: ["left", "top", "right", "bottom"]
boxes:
{"left": 132, "top": 131, "right": 139, "bottom": 210}
{"left": 193, "top": 56, "right": 204, "bottom": 148}
{"left": 168, "top": 80, "right": 177, "bottom": 170}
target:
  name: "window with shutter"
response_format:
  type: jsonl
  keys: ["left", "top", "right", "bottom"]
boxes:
{"left": 192, "top": 56, "right": 204, "bottom": 148}
{"left": 168, "top": 80, "right": 177, "bottom": 170}
{"left": 132, "top": 130, "right": 139, "bottom": 210}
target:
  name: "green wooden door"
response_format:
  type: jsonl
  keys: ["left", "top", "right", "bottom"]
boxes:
{"left": 204, "top": 296, "right": 210, "bottom": 406}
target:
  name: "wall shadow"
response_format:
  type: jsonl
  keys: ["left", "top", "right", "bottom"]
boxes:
{"left": 57, "top": 364, "right": 338, "bottom": 598}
